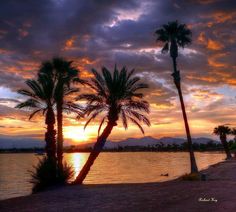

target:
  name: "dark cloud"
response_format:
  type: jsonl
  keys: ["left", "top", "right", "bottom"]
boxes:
{"left": 0, "top": 0, "right": 236, "bottom": 139}
{"left": 0, "top": 98, "right": 20, "bottom": 103}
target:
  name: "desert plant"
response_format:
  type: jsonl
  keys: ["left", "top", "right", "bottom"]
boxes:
{"left": 31, "top": 157, "right": 74, "bottom": 193}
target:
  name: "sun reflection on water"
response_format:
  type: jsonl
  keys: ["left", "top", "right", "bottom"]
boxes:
{"left": 64, "top": 153, "right": 89, "bottom": 180}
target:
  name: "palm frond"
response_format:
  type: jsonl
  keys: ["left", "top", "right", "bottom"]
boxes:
{"left": 29, "top": 109, "right": 43, "bottom": 120}
{"left": 125, "top": 110, "right": 150, "bottom": 127}
{"left": 121, "top": 110, "right": 128, "bottom": 129}
{"left": 125, "top": 100, "right": 150, "bottom": 113}
{"left": 127, "top": 116, "right": 145, "bottom": 134}
{"left": 98, "top": 116, "right": 106, "bottom": 136}
{"left": 161, "top": 42, "right": 169, "bottom": 53}
{"left": 84, "top": 110, "right": 102, "bottom": 130}
{"left": 18, "top": 89, "right": 36, "bottom": 98}
{"left": 15, "top": 99, "right": 41, "bottom": 109}
{"left": 26, "top": 79, "right": 45, "bottom": 100}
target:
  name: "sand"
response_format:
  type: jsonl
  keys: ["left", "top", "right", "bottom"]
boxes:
{"left": 0, "top": 159, "right": 236, "bottom": 212}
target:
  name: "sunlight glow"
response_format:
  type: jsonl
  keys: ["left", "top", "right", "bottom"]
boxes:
{"left": 64, "top": 126, "right": 90, "bottom": 143}
{"left": 64, "top": 153, "right": 88, "bottom": 181}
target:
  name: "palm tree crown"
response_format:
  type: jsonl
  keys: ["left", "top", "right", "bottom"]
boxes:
{"left": 213, "top": 125, "right": 231, "bottom": 137}
{"left": 16, "top": 72, "right": 55, "bottom": 120}
{"left": 155, "top": 20, "right": 192, "bottom": 58}
{"left": 77, "top": 66, "right": 150, "bottom": 134}
{"left": 213, "top": 125, "right": 232, "bottom": 159}
{"left": 230, "top": 128, "right": 236, "bottom": 136}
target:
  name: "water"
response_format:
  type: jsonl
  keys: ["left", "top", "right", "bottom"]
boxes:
{"left": 0, "top": 152, "right": 225, "bottom": 200}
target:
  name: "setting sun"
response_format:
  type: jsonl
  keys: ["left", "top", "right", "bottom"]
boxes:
{"left": 64, "top": 126, "right": 90, "bottom": 143}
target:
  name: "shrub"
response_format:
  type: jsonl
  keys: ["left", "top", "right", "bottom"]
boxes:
{"left": 230, "top": 142, "right": 236, "bottom": 151}
{"left": 181, "top": 173, "right": 200, "bottom": 181}
{"left": 30, "top": 157, "right": 74, "bottom": 193}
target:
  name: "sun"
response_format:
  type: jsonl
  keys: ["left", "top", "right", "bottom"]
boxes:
{"left": 64, "top": 126, "right": 89, "bottom": 143}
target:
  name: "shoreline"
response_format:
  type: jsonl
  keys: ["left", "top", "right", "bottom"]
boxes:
{"left": 1, "top": 159, "right": 236, "bottom": 211}
{"left": 0, "top": 150, "right": 226, "bottom": 154}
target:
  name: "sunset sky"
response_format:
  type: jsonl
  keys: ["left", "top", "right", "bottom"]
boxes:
{"left": 0, "top": 0, "right": 236, "bottom": 145}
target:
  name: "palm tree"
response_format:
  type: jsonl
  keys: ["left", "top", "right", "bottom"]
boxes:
{"left": 16, "top": 66, "right": 56, "bottom": 161}
{"left": 230, "top": 128, "right": 236, "bottom": 140}
{"left": 40, "top": 58, "right": 83, "bottom": 169}
{"left": 155, "top": 20, "right": 198, "bottom": 173}
{"left": 73, "top": 66, "right": 150, "bottom": 184}
{"left": 213, "top": 125, "right": 232, "bottom": 159}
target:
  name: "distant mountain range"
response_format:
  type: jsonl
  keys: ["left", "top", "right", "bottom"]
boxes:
{"left": 0, "top": 134, "right": 43, "bottom": 149}
{"left": 103, "top": 136, "right": 219, "bottom": 149}
{"left": 0, "top": 134, "right": 219, "bottom": 149}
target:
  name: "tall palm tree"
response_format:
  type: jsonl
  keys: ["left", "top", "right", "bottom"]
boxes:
{"left": 73, "top": 66, "right": 150, "bottom": 184}
{"left": 16, "top": 66, "right": 56, "bottom": 161}
{"left": 213, "top": 125, "right": 232, "bottom": 159}
{"left": 40, "top": 58, "right": 83, "bottom": 169}
{"left": 155, "top": 20, "right": 198, "bottom": 173}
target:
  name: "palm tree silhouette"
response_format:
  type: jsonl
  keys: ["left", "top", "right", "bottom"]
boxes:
{"left": 230, "top": 128, "right": 236, "bottom": 140}
{"left": 213, "top": 125, "right": 232, "bottom": 159}
{"left": 16, "top": 66, "right": 56, "bottom": 161}
{"left": 155, "top": 20, "right": 198, "bottom": 173}
{"left": 40, "top": 58, "right": 84, "bottom": 169}
{"left": 73, "top": 66, "right": 150, "bottom": 184}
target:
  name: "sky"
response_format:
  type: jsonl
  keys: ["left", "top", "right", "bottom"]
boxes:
{"left": 0, "top": 0, "right": 236, "bottom": 145}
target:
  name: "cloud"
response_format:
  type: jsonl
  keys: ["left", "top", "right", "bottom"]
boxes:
{"left": 0, "top": 0, "right": 236, "bottom": 141}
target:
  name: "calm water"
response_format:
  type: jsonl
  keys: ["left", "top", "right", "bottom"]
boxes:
{"left": 0, "top": 152, "right": 225, "bottom": 200}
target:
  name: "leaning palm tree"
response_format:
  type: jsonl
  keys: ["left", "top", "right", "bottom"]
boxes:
{"left": 40, "top": 58, "right": 84, "bottom": 169}
{"left": 73, "top": 66, "right": 150, "bottom": 184}
{"left": 213, "top": 125, "right": 232, "bottom": 159}
{"left": 16, "top": 69, "right": 56, "bottom": 161}
{"left": 155, "top": 20, "right": 198, "bottom": 173}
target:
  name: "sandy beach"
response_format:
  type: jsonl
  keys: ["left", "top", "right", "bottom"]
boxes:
{"left": 0, "top": 159, "right": 236, "bottom": 212}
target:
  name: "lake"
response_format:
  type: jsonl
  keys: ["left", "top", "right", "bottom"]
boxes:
{"left": 0, "top": 152, "right": 225, "bottom": 200}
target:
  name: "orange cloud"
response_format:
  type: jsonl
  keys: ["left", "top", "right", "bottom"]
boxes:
{"left": 197, "top": 32, "right": 207, "bottom": 44}
{"left": 65, "top": 37, "right": 76, "bottom": 48}
{"left": 63, "top": 36, "right": 77, "bottom": 50}
{"left": 208, "top": 54, "right": 228, "bottom": 68}
{"left": 187, "top": 75, "right": 218, "bottom": 83}
{"left": 200, "top": 11, "right": 236, "bottom": 25}
{"left": 212, "top": 11, "right": 236, "bottom": 24}
{"left": 207, "top": 39, "right": 223, "bottom": 50}
{"left": 197, "top": 33, "right": 223, "bottom": 51}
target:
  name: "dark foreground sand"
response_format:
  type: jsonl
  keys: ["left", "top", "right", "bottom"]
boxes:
{"left": 1, "top": 159, "right": 236, "bottom": 212}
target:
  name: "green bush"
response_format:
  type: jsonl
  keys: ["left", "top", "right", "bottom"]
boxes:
{"left": 30, "top": 157, "right": 74, "bottom": 193}
{"left": 230, "top": 142, "right": 236, "bottom": 151}
{"left": 181, "top": 173, "right": 200, "bottom": 181}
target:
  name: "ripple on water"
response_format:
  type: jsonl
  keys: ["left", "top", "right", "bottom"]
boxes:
{"left": 0, "top": 152, "right": 225, "bottom": 200}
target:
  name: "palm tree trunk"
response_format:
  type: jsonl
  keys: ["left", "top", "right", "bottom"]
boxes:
{"left": 57, "top": 101, "right": 63, "bottom": 169}
{"left": 220, "top": 136, "right": 232, "bottom": 159}
{"left": 45, "top": 106, "right": 56, "bottom": 161}
{"left": 73, "top": 122, "right": 115, "bottom": 184}
{"left": 172, "top": 57, "right": 198, "bottom": 173}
